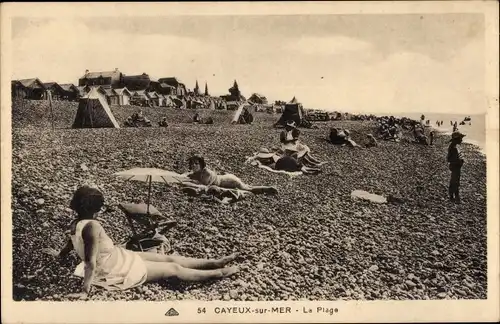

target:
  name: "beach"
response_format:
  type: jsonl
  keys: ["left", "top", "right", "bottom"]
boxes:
{"left": 11, "top": 101, "right": 487, "bottom": 301}
{"left": 398, "top": 112, "right": 486, "bottom": 153}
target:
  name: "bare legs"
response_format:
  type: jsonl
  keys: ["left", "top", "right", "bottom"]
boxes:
{"left": 219, "top": 174, "right": 278, "bottom": 195}
{"left": 137, "top": 252, "right": 240, "bottom": 283}
{"left": 137, "top": 252, "right": 238, "bottom": 269}
{"left": 144, "top": 262, "right": 238, "bottom": 282}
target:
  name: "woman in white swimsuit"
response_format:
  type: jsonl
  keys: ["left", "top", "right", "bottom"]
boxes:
{"left": 43, "top": 186, "right": 239, "bottom": 298}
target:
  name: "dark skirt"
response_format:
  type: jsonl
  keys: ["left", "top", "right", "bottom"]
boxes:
{"left": 275, "top": 156, "right": 302, "bottom": 172}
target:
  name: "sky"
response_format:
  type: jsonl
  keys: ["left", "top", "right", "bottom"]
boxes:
{"left": 11, "top": 14, "right": 486, "bottom": 114}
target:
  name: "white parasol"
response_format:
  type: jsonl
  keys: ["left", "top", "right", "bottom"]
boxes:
{"left": 113, "top": 168, "right": 190, "bottom": 214}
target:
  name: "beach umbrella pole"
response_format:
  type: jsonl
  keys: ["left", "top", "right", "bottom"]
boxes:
{"left": 147, "top": 175, "right": 152, "bottom": 215}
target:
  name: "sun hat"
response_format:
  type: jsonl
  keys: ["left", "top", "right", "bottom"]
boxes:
{"left": 285, "top": 120, "right": 297, "bottom": 128}
{"left": 449, "top": 131, "right": 466, "bottom": 141}
{"left": 256, "top": 148, "right": 274, "bottom": 159}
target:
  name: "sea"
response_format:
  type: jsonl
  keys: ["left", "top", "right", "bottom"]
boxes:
{"left": 394, "top": 112, "right": 486, "bottom": 154}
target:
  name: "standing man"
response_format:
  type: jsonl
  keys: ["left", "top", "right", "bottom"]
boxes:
{"left": 447, "top": 131, "right": 466, "bottom": 203}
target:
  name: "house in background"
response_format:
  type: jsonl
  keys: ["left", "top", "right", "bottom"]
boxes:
{"left": 43, "top": 82, "right": 67, "bottom": 101}
{"left": 11, "top": 78, "right": 47, "bottom": 100}
{"left": 157, "top": 77, "right": 187, "bottom": 96}
{"left": 146, "top": 91, "right": 159, "bottom": 106}
{"left": 78, "top": 68, "right": 123, "bottom": 88}
{"left": 131, "top": 90, "right": 150, "bottom": 107}
{"left": 59, "top": 83, "right": 80, "bottom": 101}
{"left": 121, "top": 73, "right": 160, "bottom": 93}
{"left": 77, "top": 85, "right": 108, "bottom": 98}
{"left": 112, "top": 88, "right": 133, "bottom": 106}
{"left": 157, "top": 94, "right": 166, "bottom": 107}
{"left": 248, "top": 93, "right": 268, "bottom": 105}
{"left": 103, "top": 88, "right": 116, "bottom": 105}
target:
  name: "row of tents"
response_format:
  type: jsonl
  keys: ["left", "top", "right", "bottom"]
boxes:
{"left": 72, "top": 88, "right": 310, "bottom": 129}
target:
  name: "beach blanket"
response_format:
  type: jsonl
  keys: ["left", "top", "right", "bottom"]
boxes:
{"left": 180, "top": 182, "right": 252, "bottom": 204}
{"left": 245, "top": 154, "right": 303, "bottom": 178}
{"left": 168, "top": 172, "right": 253, "bottom": 204}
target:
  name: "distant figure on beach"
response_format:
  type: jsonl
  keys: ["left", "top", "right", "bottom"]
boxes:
{"left": 447, "top": 131, "right": 466, "bottom": 203}
{"left": 429, "top": 131, "right": 434, "bottom": 145}
{"left": 453, "top": 122, "right": 458, "bottom": 132}
{"left": 193, "top": 113, "right": 201, "bottom": 123}
{"left": 159, "top": 117, "right": 168, "bottom": 127}
{"left": 42, "top": 186, "right": 240, "bottom": 297}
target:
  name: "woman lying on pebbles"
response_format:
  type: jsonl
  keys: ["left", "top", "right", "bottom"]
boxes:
{"left": 184, "top": 155, "right": 278, "bottom": 195}
{"left": 43, "top": 186, "right": 239, "bottom": 299}
{"left": 253, "top": 148, "right": 321, "bottom": 175}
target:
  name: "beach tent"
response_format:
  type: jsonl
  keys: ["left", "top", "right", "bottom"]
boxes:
{"left": 274, "top": 96, "right": 306, "bottom": 127}
{"left": 72, "top": 87, "right": 120, "bottom": 128}
{"left": 231, "top": 103, "right": 254, "bottom": 124}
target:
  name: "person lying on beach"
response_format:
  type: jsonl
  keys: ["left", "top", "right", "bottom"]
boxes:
{"left": 276, "top": 150, "right": 321, "bottom": 175}
{"left": 329, "top": 128, "right": 359, "bottom": 147}
{"left": 248, "top": 148, "right": 321, "bottom": 175}
{"left": 365, "top": 134, "right": 378, "bottom": 148}
{"left": 42, "top": 186, "right": 239, "bottom": 299}
{"left": 184, "top": 155, "right": 278, "bottom": 195}
{"left": 280, "top": 120, "right": 322, "bottom": 166}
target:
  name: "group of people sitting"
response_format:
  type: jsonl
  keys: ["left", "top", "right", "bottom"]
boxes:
{"left": 250, "top": 120, "right": 324, "bottom": 175}
{"left": 124, "top": 110, "right": 153, "bottom": 127}
{"left": 193, "top": 113, "right": 214, "bottom": 124}
{"left": 376, "top": 117, "right": 400, "bottom": 141}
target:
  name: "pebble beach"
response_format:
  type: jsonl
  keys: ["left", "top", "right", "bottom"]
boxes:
{"left": 11, "top": 101, "right": 487, "bottom": 301}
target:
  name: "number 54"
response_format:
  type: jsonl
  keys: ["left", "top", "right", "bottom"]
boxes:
{"left": 198, "top": 307, "right": 206, "bottom": 314}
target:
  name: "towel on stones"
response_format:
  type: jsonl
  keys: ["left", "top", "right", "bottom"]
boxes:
{"left": 179, "top": 182, "right": 252, "bottom": 204}
{"left": 245, "top": 154, "right": 303, "bottom": 178}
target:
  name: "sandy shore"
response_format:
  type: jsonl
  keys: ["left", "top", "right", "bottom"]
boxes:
{"left": 11, "top": 101, "right": 487, "bottom": 301}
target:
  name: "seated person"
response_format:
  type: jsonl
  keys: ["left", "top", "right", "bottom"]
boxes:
{"left": 133, "top": 110, "right": 145, "bottom": 122}
{"left": 124, "top": 116, "right": 134, "bottom": 127}
{"left": 413, "top": 126, "right": 429, "bottom": 145}
{"left": 43, "top": 186, "right": 239, "bottom": 297}
{"left": 383, "top": 125, "right": 398, "bottom": 140}
{"left": 329, "top": 128, "right": 359, "bottom": 147}
{"left": 280, "top": 120, "right": 321, "bottom": 165}
{"left": 159, "top": 117, "right": 168, "bottom": 127}
{"left": 237, "top": 108, "right": 253, "bottom": 124}
{"left": 365, "top": 133, "right": 378, "bottom": 148}
{"left": 193, "top": 113, "right": 201, "bottom": 123}
{"left": 184, "top": 155, "right": 278, "bottom": 195}
{"left": 329, "top": 127, "right": 347, "bottom": 144}
{"left": 343, "top": 130, "right": 360, "bottom": 147}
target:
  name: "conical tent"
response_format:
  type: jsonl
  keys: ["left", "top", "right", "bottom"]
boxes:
{"left": 274, "top": 96, "right": 305, "bottom": 127}
{"left": 72, "top": 87, "right": 120, "bottom": 128}
{"left": 232, "top": 103, "right": 254, "bottom": 124}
